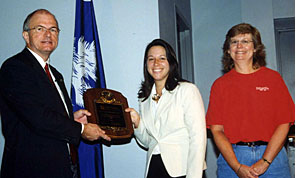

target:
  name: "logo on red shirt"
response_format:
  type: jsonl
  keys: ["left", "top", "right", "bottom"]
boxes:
{"left": 256, "top": 87, "right": 269, "bottom": 91}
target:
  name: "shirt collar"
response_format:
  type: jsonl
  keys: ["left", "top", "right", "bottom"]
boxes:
{"left": 27, "top": 47, "right": 50, "bottom": 68}
{"left": 151, "top": 83, "right": 167, "bottom": 96}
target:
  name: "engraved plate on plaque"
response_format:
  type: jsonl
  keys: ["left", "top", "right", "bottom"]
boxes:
{"left": 83, "top": 88, "right": 133, "bottom": 139}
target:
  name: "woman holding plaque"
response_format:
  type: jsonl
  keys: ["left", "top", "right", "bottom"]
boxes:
{"left": 126, "top": 39, "right": 206, "bottom": 178}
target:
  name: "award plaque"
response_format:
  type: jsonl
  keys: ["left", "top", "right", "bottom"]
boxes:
{"left": 83, "top": 88, "right": 133, "bottom": 139}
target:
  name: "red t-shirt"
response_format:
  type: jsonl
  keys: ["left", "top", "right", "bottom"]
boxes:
{"left": 206, "top": 67, "right": 294, "bottom": 143}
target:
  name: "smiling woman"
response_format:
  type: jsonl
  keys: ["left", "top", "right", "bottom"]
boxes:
{"left": 222, "top": 23, "right": 266, "bottom": 74}
{"left": 206, "top": 23, "right": 295, "bottom": 178}
{"left": 227, "top": 33, "right": 256, "bottom": 73}
{"left": 125, "top": 39, "right": 207, "bottom": 178}
{"left": 146, "top": 45, "right": 170, "bottom": 94}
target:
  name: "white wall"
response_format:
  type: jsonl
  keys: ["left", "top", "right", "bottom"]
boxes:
{"left": 0, "top": 1, "right": 159, "bottom": 178}
{"left": 241, "top": 0, "right": 277, "bottom": 70}
{"left": 272, "top": 0, "right": 295, "bottom": 18}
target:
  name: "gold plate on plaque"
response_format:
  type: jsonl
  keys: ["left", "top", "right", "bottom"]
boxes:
{"left": 83, "top": 88, "right": 133, "bottom": 139}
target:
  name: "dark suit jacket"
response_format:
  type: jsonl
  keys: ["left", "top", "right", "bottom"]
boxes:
{"left": 0, "top": 48, "right": 82, "bottom": 178}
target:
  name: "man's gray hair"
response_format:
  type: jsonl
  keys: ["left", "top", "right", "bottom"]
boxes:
{"left": 23, "top": 9, "right": 59, "bottom": 32}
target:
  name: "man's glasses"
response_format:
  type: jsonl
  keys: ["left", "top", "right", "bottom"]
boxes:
{"left": 26, "top": 25, "right": 60, "bottom": 35}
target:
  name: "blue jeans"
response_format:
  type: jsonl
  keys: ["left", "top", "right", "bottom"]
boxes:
{"left": 217, "top": 145, "right": 291, "bottom": 178}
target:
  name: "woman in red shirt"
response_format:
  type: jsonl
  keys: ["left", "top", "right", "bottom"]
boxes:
{"left": 206, "top": 23, "right": 294, "bottom": 178}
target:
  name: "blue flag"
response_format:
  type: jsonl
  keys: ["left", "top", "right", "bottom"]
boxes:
{"left": 71, "top": 0, "right": 106, "bottom": 178}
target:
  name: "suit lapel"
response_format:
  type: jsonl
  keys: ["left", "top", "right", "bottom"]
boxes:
{"left": 22, "top": 48, "right": 73, "bottom": 119}
{"left": 141, "top": 87, "right": 176, "bottom": 138}
{"left": 21, "top": 49, "right": 51, "bottom": 84}
{"left": 51, "top": 66, "right": 74, "bottom": 119}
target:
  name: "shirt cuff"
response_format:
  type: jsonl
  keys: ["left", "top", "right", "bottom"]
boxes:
{"left": 81, "top": 123, "right": 84, "bottom": 134}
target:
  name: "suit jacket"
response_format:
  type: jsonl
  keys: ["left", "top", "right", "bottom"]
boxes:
{"left": 134, "top": 82, "right": 207, "bottom": 178}
{"left": 0, "top": 48, "right": 82, "bottom": 178}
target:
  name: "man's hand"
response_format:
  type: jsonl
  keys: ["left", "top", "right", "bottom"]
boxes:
{"left": 74, "top": 109, "right": 91, "bottom": 124}
{"left": 81, "top": 123, "right": 111, "bottom": 141}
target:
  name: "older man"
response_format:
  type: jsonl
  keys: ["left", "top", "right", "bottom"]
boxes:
{"left": 0, "top": 9, "right": 110, "bottom": 178}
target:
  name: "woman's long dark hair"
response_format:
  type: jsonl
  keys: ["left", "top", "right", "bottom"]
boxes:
{"left": 222, "top": 23, "right": 266, "bottom": 73}
{"left": 138, "top": 39, "right": 185, "bottom": 101}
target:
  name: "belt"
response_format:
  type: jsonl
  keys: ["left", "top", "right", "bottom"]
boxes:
{"left": 235, "top": 141, "right": 268, "bottom": 147}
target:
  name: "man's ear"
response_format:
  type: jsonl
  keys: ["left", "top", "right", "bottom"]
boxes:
{"left": 22, "top": 31, "right": 29, "bottom": 44}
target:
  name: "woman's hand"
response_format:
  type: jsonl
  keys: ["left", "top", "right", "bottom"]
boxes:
{"left": 125, "top": 108, "right": 140, "bottom": 128}
{"left": 250, "top": 159, "right": 269, "bottom": 176}
{"left": 210, "top": 125, "right": 259, "bottom": 178}
{"left": 237, "top": 164, "right": 259, "bottom": 178}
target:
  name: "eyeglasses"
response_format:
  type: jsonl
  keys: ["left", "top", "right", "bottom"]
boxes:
{"left": 230, "top": 39, "right": 253, "bottom": 46}
{"left": 26, "top": 25, "right": 60, "bottom": 35}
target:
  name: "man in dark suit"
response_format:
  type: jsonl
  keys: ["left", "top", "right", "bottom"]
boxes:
{"left": 0, "top": 9, "right": 111, "bottom": 178}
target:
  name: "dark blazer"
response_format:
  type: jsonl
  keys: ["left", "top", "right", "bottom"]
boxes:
{"left": 0, "top": 48, "right": 82, "bottom": 178}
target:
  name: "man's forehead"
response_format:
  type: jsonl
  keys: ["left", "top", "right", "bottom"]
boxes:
{"left": 30, "top": 12, "right": 57, "bottom": 26}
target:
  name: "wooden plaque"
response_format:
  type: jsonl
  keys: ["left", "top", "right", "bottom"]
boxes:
{"left": 83, "top": 88, "right": 133, "bottom": 139}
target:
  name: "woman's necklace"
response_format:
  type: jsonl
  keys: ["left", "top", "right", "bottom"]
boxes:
{"left": 152, "top": 93, "right": 161, "bottom": 102}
